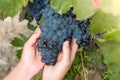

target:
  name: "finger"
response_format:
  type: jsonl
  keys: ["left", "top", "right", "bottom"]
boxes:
{"left": 36, "top": 52, "right": 45, "bottom": 69}
{"left": 62, "top": 41, "right": 70, "bottom": 63}
{"left": 36, "top": 51, "right": 41, "bottom": 61}
{"left": 56, "top": 52, "right": 63, "bottom": 62}
{"left": 35, "top": 47, "right": 40, "bottom": 58}
{"left": 70, "top": 38, "right": 78, "bottom": 61}
{"left": 25, "top": 27, "right": 41, "bottom": 47}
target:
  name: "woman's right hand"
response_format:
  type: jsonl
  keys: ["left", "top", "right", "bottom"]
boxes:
{"left": 42, "top": 39, "right": 78, "bottom": 80}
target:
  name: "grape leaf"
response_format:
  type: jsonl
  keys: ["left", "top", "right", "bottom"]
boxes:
{"left": 16, "top": 49, "right": 22, "bottom": 59}
{"left": 29, "top": 0, "right": 33, "bottom": 3}
{"left": 50, "top": 0, "right": 96, "bottom": 19}
{"left": 19, "top": 33, "right": 28, "bottom": 41}
{"left": 85, "top": 49, "right": 104, "bottom": 69}
{"left": 0, "top": 0, "right": 23, "bottom": 19}
{"left": 72, "top": 0, "right": 96, "bottom": 19}
{"left": 11, "top": 37, "right": 24, "bottom": 47}
{"left": 27, "top": 22, "right": 36, "bottom": 31}
{"left": 97, "top": 29, "right": 120, "bottom": 80}
{"left": 100, "top": 0, "right": 120, "bottom": 16}
{"left": 22, "top": 0, "right": 28, "bottom": 7}
{"left": 33, "top": 73, "right": 42, "bottom": 80}
{"left": 50, "top": 0, "right": 72, "bottom": 14}
{"left": 98, "top": 41, "right": 120, "bottom": 80}
{"left": 64, "top": 51, "right": 82, "bottom": 79}
{"left": 103, "top": 29, "right": 120, "bottom": 42}
{"left": 90, "top": 11, "right": 120, "bottom": 34}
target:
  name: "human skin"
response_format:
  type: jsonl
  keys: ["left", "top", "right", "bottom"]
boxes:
{"left": 3, "top": 27, "right": 78, "bottom": 80}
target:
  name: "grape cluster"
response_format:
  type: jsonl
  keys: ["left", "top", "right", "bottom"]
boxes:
{"left": 28, "top": 0, "right": 50, "bottom": 23}
{"left": 28, "top": 0, "right": 92, "bottom": 65}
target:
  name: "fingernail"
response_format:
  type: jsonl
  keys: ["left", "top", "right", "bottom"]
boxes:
{"left": 65, "top": 41, "right": 69, "bottom": 46}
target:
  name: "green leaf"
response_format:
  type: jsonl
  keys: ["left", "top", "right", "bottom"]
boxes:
{"left": 98, "top": 41, "right": 120, "bottom": 80}
{"left": 72, "top": 0, "right": 96, "bottom": 19}
{"left": 19, "top": 33, "right": 28, "bottom": 41}
{"left": 0, "top": 10, "right": 7, "bottom": 19}
{"left": 19, "top": 6, "right": 33, "bottom": 22}
{"left": 100, "top": 0, "right": 120, "bottom": 16}
{"left": 50, "top": 0, "right": 96, "bottom": 19}
{"left": 90, "top": 11, "right": 120, "bottom": 34}
{"left": 29, "top": 0, "right": 33, "bottom": 3}
{"left": 22, "top": 0, "right": 28, "bottom": 7}
{"left": 33, "top": 73, "right": 42, "bottom": 80}
{"left": 11, "top": 37, "right": 24, "bottom": 47}
{"left": 103, "top": 29, "right": 120, "bottom": 42}
{"left": 16, "top": 49, "right": 22, "bottom": 59}
{"left": 0, "top": 0, "right": 23, "bottom": 19}
{"left": 85, "top": 49, "right": 104, "bottom": 69}
{"left": 50, "top": 0, "right": 72, "bottom": 14}
{"left": 97, "top": 29, "right": 120, "bottom": 80}
{"left": 65, "top": 51, "right": 82, "bottom": 79}
{"left": 27, "top": 22, "right": 36, "bottom": 31}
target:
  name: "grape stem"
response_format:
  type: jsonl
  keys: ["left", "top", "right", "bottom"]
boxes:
{"left": 80, "top": 49, "right": 88, "bottom": 80}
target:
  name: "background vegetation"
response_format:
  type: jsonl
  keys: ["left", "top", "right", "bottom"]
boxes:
{"left": 0, "top": 0, "right": 120, "bottom": 80}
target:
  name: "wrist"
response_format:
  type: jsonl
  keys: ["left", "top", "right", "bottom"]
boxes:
{"left": 18, "top": 61, "right": 37, "bottom": 77}
{"left": 3, "top": 62, "right": 36, "bottom": 80}
{"left": 19, "top": 63, "right": 35, "bottom": 79}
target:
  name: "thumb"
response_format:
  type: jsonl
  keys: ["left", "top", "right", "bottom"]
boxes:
{"left": 25, "top": 27, "right": 41, "bottom": 47}
{"left": 62, "top": 41, "right": 70, "bottom": 63}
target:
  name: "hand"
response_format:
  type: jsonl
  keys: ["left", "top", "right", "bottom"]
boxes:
{"left": 4, "top": 27, "right": 45, "bottom": 80}
{"left": 42, "top": 39, "right": 78, "bottom": 80}
{"left": 20, "top": 27, "right": 45, "bottom": 75}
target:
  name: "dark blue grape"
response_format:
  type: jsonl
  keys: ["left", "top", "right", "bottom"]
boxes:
{"left": 28, "top": 0, "right": 93, "bottom": 65}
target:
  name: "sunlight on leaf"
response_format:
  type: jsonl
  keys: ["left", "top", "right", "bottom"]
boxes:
{"left": 50, "top": 0, "right": 72, "bottom": 14}
{"left": 0, "top": 0, "right": 23, "bottom": 19}
{"left": 50, "top": 0, "right": 96, "bottom": 19}
{"left": 100, "top": 0, "right": 120, "bottom": 16}
{"left": 90, "top": 11, "right": 120, "bottom": 34}
{"left": 72, "top": 0, "right": 96, "bottom": 19}
{"left": 103, "top": 29, "right": 120, "bottom": 42}
{"left": 22, "top": 0, "right": 28, "bottom": 7}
